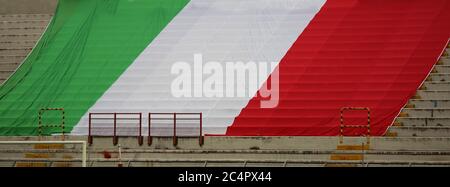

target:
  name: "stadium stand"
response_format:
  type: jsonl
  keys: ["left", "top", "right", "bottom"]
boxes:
{"left": 2, "top": 135, "right": 450, "bottom": 167}
{"left": 0, "top": 14, "right": 52, "bottom": 85}
{"left": 0, "top": 0, "right": 449, "bottom": 167}
{"left": 389, "top": 46, "right": 450, "bottom": 137}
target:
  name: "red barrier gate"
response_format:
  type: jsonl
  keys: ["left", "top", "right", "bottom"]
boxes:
{"left": 339, "top": 107, "right": 370, "bottom": 145}
{"left": 38, "top": 108, "right": 65, "bottom": 140}
{"left": 148, "top": 113, "right": 203, "bottom": 146}
{"left": 88, "top": 113, "right": 142, "bottom": 146}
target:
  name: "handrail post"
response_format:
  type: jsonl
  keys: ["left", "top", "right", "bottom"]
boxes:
{"left": 118, "top": 144, "right": 123, "bottom": 167}
{"left": 339, "top": 109, "right": 344, "bottom": 144}
{"left": 138, "top": 113, "right": 143, "bottom": 146}
{"left": 113, "top": 113, "right": 118, "bottom": 145}
{"left": 38, "top": 109, "right": 43, "bottom": 141}
{"left": 148, "top": 113, "right": 152, "bottom": 146}
{"left": 199, "top": 113, "right": 204, "bottom": 146}
{"left": 367, "top": 109, "right": 371, "bottom": 145}
{"left": 173, "top": 113, "right": 177, "bottom": 146}
{"left": 61, "top": 109, "right": 65, "bottom": 141}
{"left": 88, "top": 113, "right": 92, "bottom": 145}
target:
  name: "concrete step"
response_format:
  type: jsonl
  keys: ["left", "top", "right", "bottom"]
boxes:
{"left": 0, "top": 41, "right": 36, "bottom": 48}
{"left": 33, "top": 143, "right": 66, "bottom": 149}
{"left": 0, "top": 47, "right": 33, "bottom": 50}
{"left": 24, "top": 153, "right": 50, "bottom": 158}
{"left": 0, "top": 159, "right": 428, "bottom": 167}
{"left": 0, "top": 153, "right": 76, "bottom": 162}
{"left": 438, "top": 57, "right": 450, "bottom": 65}
{"left": 0, "top": 48, "right": 31, "bottom": 56}
{"left": 4, "top": 149, "right": 450, "bottom": 164}
{"left": 0, "top": 34, "right": 42, "bottom": 41}
{"left": 0, "top": 70, "right": 14, "bottom": 79}
{"left": 434, "top": 65, "right": 450, "bottom": 73}
{"left": 336, "top": 144, "right": 370, "bottom": 150}
{"left": 0, "top": 14, "right": 52, "bottom": 21}
{"left": 4, "top": 136, "right": 450, "bottom": 151}
{"left": 88, "top": 159, "right": 450, "bottom": 167}
{"left": 324, "top": 163, "right": 357, "bottom": 167}
{"left": 0, "top": 20, "right": 50, "bottom": 28}
{"left": 429, "top": 73, "right": 450, "bottom": 82}
{"left": 4, "top": 148, "right": 450, "bottom": 167}
{"left": 330, "top": 154, "right": 363, "bottom": 161}
{"left": 0, "top": 27, "right": 46, "bottom": 35}
{"left": 0, "top": 55, "right": 27, "bottom": 63}
{"left": 423, "top": 82, "right": 450, "bottom": 90}
{"left": 8, "top": 159, "right": 444, "bottom": 167}
{"left": 0, "top": 159, "right": 81, "bottom": 167}
{"left": 0, "top": 161, "right": 15, "bottom": 167}
{"left": 416, "top": 90, "right": 450, "bottom": 100}
{"left": 388, "top": 126, "right": 450, "bottom": 137}
{"left": 409, "top": 100, "right": 450, "bottom": 108}
{"left": 102, "top": 151, "right": 450, "bottom": 162}
{"left": 2, "top": 135, "right": 450, "bottom": 167}
{"left": 52, "top": 162, "right": 73, "bottom": 167}
{"left": 0, "top": 62, "right": 20, "bottom": 71}
{"left": 15, "top": 162, "right": 48, "bottom": 167}
{"left": 395, "top": 117, "right": 450, "bottom": 126}
{"left": 401, "top": 108, "right": 450, "bottom": 118}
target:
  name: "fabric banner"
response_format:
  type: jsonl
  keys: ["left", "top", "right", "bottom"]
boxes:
{"left": 226, "top": 0, "right": 450, "bottom": 136}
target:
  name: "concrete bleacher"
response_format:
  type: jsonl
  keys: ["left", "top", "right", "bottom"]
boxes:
{"left": 389, "top": 46, "right": 450, "bottom": 137}
{"left": 0, "top": 0, "right": 449, "bottom": 167}
{"left": 0, "top": 13, "right": 52, "bottom": 85}
{"left": 25, "top": 45, "right": 447, "bottom": 167}
{"left": 1, "top": 136, "right": 450, "bottom": 167}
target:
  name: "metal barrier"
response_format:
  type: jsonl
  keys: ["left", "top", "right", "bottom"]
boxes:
{"left": 38, "top": 108, "right": 65, "bottom": 140}
{"left": 148, "top": 113, "right": 203, "bottom": 146}
{"left": 339, "top": 107, "right": 370, "bottom": 145}
{"left": 88, "top": 113, "right": 143, "bottom": 146}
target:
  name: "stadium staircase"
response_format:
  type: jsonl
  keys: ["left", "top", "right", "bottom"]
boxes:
{"left": 0, "top": 14, "right": 52, "bottom": 85}
{"left": 326, "top": 44, "right": 450, "bottom": 167}
{"left": 1, "top": 1, "right": 450, "bottom": 167}
{"left": 5, "top": 46, "right": 449, "bottom": 167}
{"left": 1, "top": 40, "right": 450, "bottom": 168}
{"left": 388, "top": 45, "right": 450, "bottom": 137}
{"left": 13, "top": 143, "right": 74, "bottom": 167}
{"left": 1, "top": 134, "right": 450, "bottom": 167}
{"left": 0, "top": 139, "right": 81, "bottom": 167}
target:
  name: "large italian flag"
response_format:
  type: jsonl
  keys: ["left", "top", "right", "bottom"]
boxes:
{"left": 0, "top": 0, "right": 449, "bottom": 136}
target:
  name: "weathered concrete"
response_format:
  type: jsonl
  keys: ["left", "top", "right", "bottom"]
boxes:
{"left": 1, "top": 136, "right": 450, "bottom": 167}
{"left": 429, "top": 73, "right": 450, "bottom": 82}
{"left": 409, "top": 100, "right": 450, "bottom": 108}
{"left": 435, "top": 65, "right": 450, "bottom": 73}
{"left": 396, "top": 117, "right": 450, "bottom": 126}
{"left": 423, "top": 82, "right": 450, "bottom": 90}
{"left": 416, "top": 90, "right": 450, "bottom": 99}
{"left": 2, "top": 136, "right": 450, "bottom": 151}
{"left": 0, "top": 0, "right": 57, "bottom": 15}
{"left": 388, "top": 126, "right": 450, "bottom": 137}
{"left": 390, "top": 46, "right": 450, "bottom": 141}
{"left": 0, "top": 13, "right": 51, "bottom": 85}
{"left": 401, "top": 108, "right": 450, "bottom": 118}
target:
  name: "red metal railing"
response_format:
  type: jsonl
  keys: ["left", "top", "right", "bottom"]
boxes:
{"left": 88, "top": 113, "right": 142, "bottom": 146}
{"left": 148, "top": 112, "right": 203, "bottom": 146}
{"left": 339, "top": 107, "right": 370, "bottom": 145}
